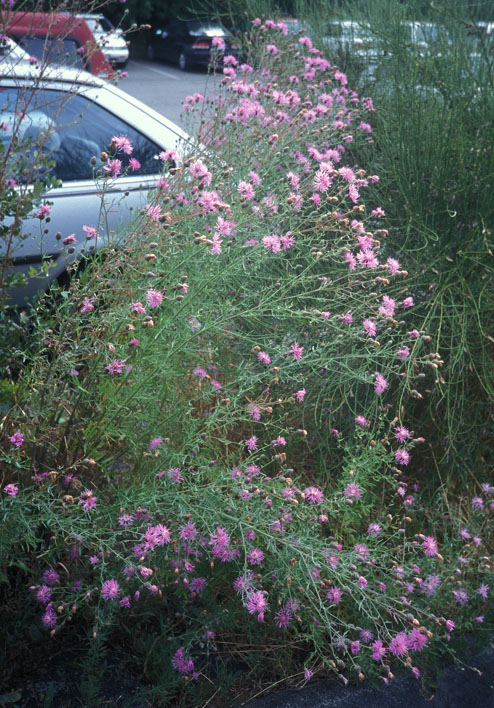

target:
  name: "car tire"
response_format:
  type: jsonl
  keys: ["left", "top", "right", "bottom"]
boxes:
{"left": 146, "top": 44, "right": 155, "bottom": 61}
{"left": 178, "top": 51, "right": 189, "bottom": 71}
{"left": 118, "top": 59, "right": 128, "bottom": 70}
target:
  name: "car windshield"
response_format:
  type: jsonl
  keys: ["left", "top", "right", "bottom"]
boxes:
{"left": 187, "top": 23, "right": 231, "bottom": 38}
{"left": 84, "top": 17, "right": 114, "bottom": 34}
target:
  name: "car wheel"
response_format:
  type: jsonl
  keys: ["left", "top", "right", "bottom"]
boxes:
{"left": 178, "top": 51, "right": 189, "bottom": 71}
{"left": 146, "top": 44, "right": 155, "bottom": 61}
{"left": 118, "top": 59, "right": 128, "bottom": 70}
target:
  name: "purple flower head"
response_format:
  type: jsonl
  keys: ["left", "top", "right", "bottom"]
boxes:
{"left": 326, "top": 586, "right": 342, "bottom": 605}
{"left": 395, "top": 449, "right": 410, "bottom": 466}
{"left": 101, "top": 579, "right": 120, "bottom": 600}
{"left": 406, "top": 628, "right": 428, "bottom": 651}
{"left": 374, "top": 373, "right": 388, "bottom": 395}
{"left": 371, "top": 639, "right": 387, "bottom": 661}
{"left": 245, "top": 590, "right": 268, "bottom": 621}
{"left": 9, "top": 430, "right": 24, "bottom": 447}
{"left": 422, "top": 536, "right": 438, "bottom": 557}
{"left": 304, "top": 486, "right": 324, "bottom": 504}
{"left": 146, "top": 288, "right": 163, "bottom": 308}
{"left": 389, "top": 632, "right": 408, "bottom": 657}
{"left": 247, "top": 548, "right": 264, "bottom": 566}
{"left": 4, "top": 483, "right": 19, "bottom": 497}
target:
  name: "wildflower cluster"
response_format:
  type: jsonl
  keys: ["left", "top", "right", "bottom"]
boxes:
{"left": 0, "top": 15, "right": 492, "bottom": 701}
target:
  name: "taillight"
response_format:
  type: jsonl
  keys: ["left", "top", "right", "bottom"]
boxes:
{"left": 192, "top": 40, "right": 209, "bottom": 48}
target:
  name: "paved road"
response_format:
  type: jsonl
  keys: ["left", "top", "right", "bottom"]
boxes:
{"left": 120, "top": 58, "right": 218, "bottom": 128}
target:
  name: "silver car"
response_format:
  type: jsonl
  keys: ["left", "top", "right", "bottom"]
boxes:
{"left": 1, "top": 63, "right": 189, "bottom": 307}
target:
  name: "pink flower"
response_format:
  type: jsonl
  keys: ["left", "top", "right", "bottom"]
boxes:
{"left": 106, "top": 359, "right": 126, "bottom": 375}
{"left": 238, "top": 181, "right": 255, "bottom": 200}
{"left": 371, "top": 639, "right": 387, "bottom": 661}
{"left": 273, "top": 436, "right": 286, "bottom": 447}
{"left": 445, "top": 619, "right": 455, "bottom": 632}
{"left": 172, "top": 648, "right": 195, "bottom": 674}
{"left": 129, "top": 157, "right": 141, "bottom": 171}
{"left": 422, "top": 536, "right": 438, "bottom": 557}
{"left": 326, "top": 586, "right": 342, "bottom": 604}
{"left": 245, "top": 590, "right": 268, "bottom": 620}
{"left": 247, "top": 548, "right": 264, "bottom": 566}
{"left": 258, "top": 351, "right": 271, "bottom": 364}
{"left": 9, "top": 430, "right": 24, "bottom": 447}
{"left": 407, "top": 629, "right": 428, "bottom": 651}
{"left": 212, "top": 36, "right": 226, "bottom": 49}
{"left": 374, "top": 373, "right": 388, "bottom": 395}
{"left": 402, "top": 297, "right": 414, "bottom": 309}
{"left": 395, "top": 449, "right": 410, "bottom": 466}
{"left": 295, "top": 388, "right": 306, "bottom": 402}
{"left": 355, "top": 415, "right": 368, "bottom": 427}
{"left": 104, "top": 158, "right": 122, "bottom": 177}
{"left": 363, "top": 319, "right": 377, "bottom": 338}
{"left": 146, "top": 203, "right": 162, "bottom": 221}
{"left": 304, "top": 486, "right": 324, "bottom": 504}
{"left": 275, "top": 606, "right": 294, "bottom": 628}
{"left": 62, "top": 234, "right": 77, "bottom": 245}
{"left": 130, "top": 301, "right": 145, "bottom": 314}
{"left": 81, "top": 297, "right": 95, "bottom": 313}
{"left": 344, "top": 482, "right": 362, "bottom": 502}
{"left": 112, "top": 135, "right": 133, "bottom": 154}
{"left": 288, "top": 341, "right": 303, "bottom": 361}
{"left": 146, "top": 288, "right": 163, "bottom": 308}
{"left": 149, "top": 437, "right": 162, "bottom": 450}
{"left": 42, "top": 604, "right": 57, "bottom": 628}
{"left": 4, "top": 484, "right": 19, "bottom": 497}
{"left": 387, "top": 257, "right": 400, "bottom": 274}
{"left": 262, "top": 234, "right": 281, "bottom": 252}
{"left": 36, "top": 204, "right": 51, "bottom": 219}
{"left": 389, "top": 632, "right": 408, "bottom": 657}
{"left": 266, "top": 44, "right": 279, "bottom": 55}
{"left": 245, "top": 436, "right": 258, "bottom": 451}
{"left": 394, "top": 425, "right": 411, "bottom": 442}
{"left": 367, "top": 522, "right": 382, "bottom": 537}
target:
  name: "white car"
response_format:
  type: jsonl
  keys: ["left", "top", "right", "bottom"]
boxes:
{"left": 0, "top": 64, "right": 189, "bottom": 307}
{"left": 0, "top": 35, "right": 31, "bottom": 64}
{"left": 79, "top": 14, "right": 129, "bottom": 68}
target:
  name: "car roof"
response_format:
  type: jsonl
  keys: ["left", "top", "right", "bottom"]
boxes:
{"left": 0, "top": 61, "right": 105, "bottom": 87}
{"left": 0, "top": 63, "right": 190, "bottom": 143}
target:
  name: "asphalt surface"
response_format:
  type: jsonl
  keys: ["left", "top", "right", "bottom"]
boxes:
{"left": 248, "top": 643, "right": 494, "bottom": 708}
{"left": 121, "top": 58, "right": 214, "bottom": 128}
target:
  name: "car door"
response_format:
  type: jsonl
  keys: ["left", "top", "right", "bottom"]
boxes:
{"left": 1, "top": 78, "right": 187, "bottom": 306}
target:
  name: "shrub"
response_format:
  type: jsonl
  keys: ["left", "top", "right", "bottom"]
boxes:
{"left": 1, "top": 12, "right": 492, "bottom": 705}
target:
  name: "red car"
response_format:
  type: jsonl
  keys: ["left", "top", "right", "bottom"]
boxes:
{"left": 4, "top": 12, "right": 113, "bottom": 77}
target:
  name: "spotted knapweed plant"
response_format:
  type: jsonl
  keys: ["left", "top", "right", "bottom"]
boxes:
{"left": 1, "top": 15, "right": 492, "bottom": 704}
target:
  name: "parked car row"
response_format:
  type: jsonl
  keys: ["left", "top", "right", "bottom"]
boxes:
{"left": 2, "top": 11, "right": 129, "bottom": 77}
{"left": 146, "top": 19, "right": 241, "bottom": 70}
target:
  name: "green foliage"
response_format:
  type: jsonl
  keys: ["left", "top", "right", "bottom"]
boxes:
{"left": 0, "top": 7, "right": 493, "bottom": 705}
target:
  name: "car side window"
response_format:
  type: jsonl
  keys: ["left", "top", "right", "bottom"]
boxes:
{"left": 0, "top": 87, "right": 162, "bottom": 181}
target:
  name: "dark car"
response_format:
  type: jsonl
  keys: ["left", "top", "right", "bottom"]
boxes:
{"left": 146, "top": 20, "right": 239, "bottom": 70}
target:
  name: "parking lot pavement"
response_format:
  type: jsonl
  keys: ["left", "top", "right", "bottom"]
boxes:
{"left": 120, "top": 59, "right": 221, "bottom": 128}
{"left": 248, "top": 643, "right": 494, "bottom": 708}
